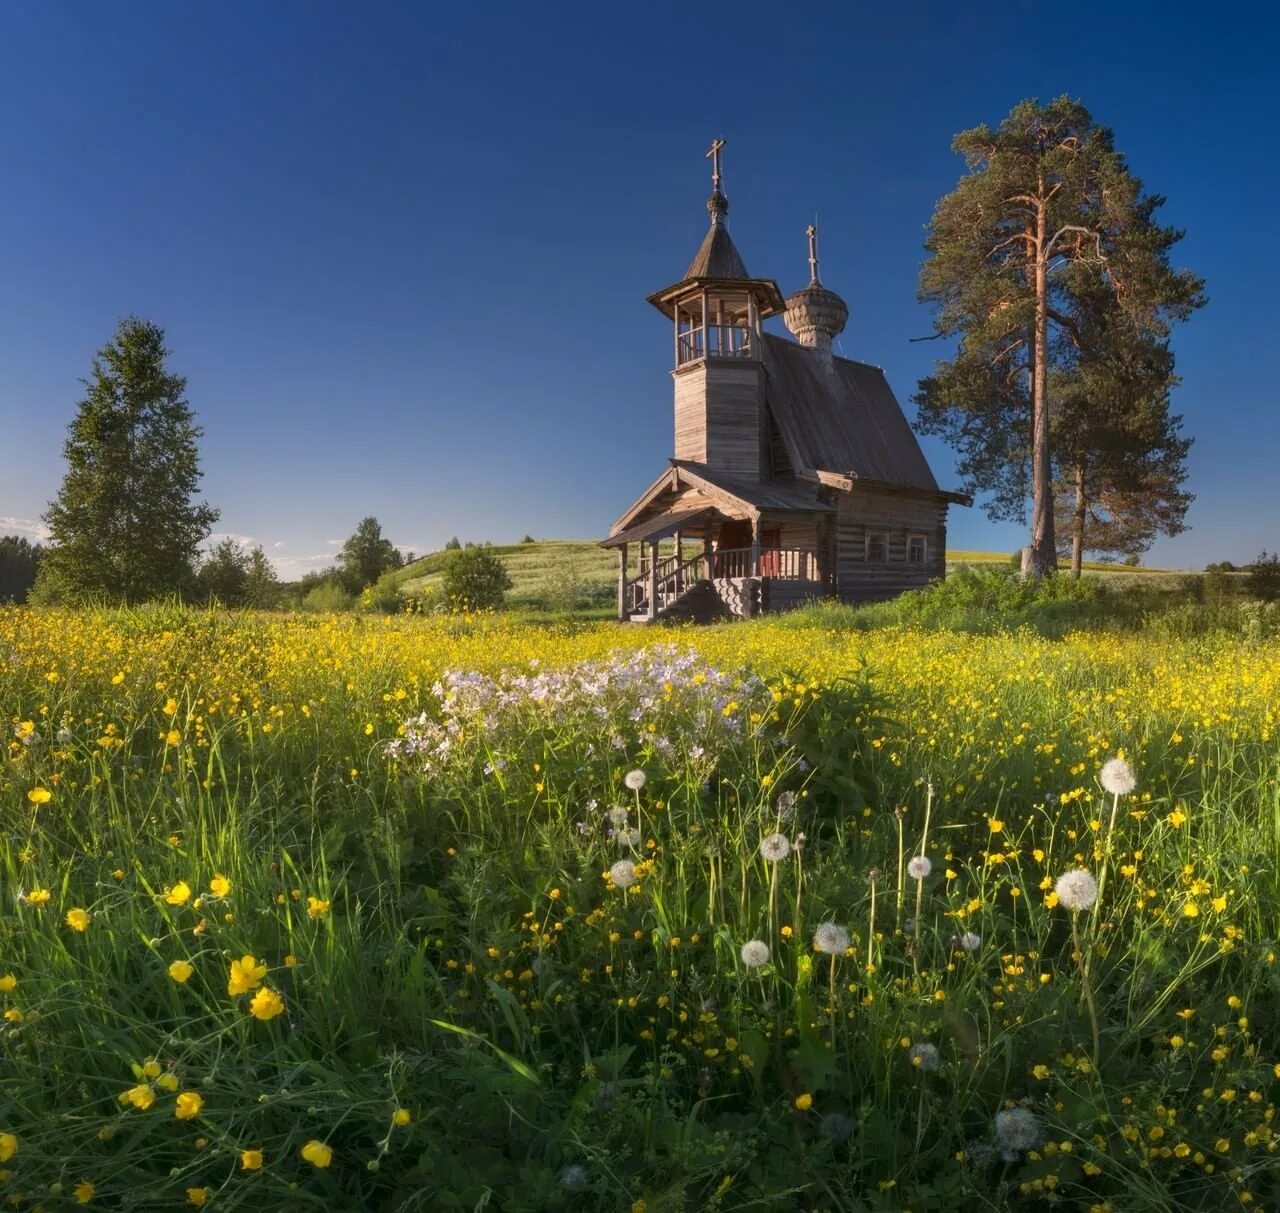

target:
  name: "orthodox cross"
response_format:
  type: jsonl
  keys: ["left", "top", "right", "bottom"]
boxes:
{"left": 807, "top": 223, "right": 821, "bottom": 284}
{"left": 706, "top": 138, "right": 725, "bottom": 193}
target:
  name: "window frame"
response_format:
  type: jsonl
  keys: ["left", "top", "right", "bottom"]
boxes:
{"left": 906, "top": 532, "right": 928, "bottom": 564}
{"left": 864, "top": 529, "right": 890, "bottom": 563}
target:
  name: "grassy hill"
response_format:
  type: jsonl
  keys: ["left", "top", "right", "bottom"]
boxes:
{"left": 392, "top": 539, "right": 1189, "bottom": 612}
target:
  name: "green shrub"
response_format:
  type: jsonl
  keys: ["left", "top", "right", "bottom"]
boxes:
{"left": 360, "top": 569, "right": 405, "bottom": 614}
{"left": 441, "top": 545, "right": 513, "bottom": 611}
{"left": 301, "top": 580, "right": 355, "bottom": 612}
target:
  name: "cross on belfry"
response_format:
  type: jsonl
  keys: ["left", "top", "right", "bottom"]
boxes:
{"left": 807, "top": 223, "right": 820, "bottom": 283}
{"left": 706, "top": 138, "right": 725, "bottom": 191}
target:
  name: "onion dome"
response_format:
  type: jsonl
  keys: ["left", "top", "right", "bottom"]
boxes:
{"left": 783, "top": 224, "right": 848, "bottom": 360}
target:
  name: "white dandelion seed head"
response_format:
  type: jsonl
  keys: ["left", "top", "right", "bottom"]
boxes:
{"left": 907, "top": 855, "right": 932, "bottom": 880}
{"left": 908, "top": 1042, "right": 940, "bottom": 1072}
{"left": 994, "top": 1107, "right": 1042, "bottom": 1154}
{"left": 813, "top": 922, "right": 851, "bottom": 956}
{"left": 1100, "top": 757, "right": 1136, "bottom": 796}
{"left": 606, "top": 806, "right": 630, "bottom": 829}
{"left": 957, "top": 931, "right": 982, "bottom": 953}
{"left": 776, "top": 791, "right": 797, "bottom": 819}
{"left": 609, "top": 860, "right": 636, "bottom": 888}
{"left": 820, "top": 1112, "right": 852, "bottom": 1142}
{"left": 560, "top": 1164, "right": 588, "bottom": 1191}
{"left": 624, "top": 769, "right": 647, "bottom": 791}
{"left": 740, "top": 939, "right": 770, "bottom": 968}
{"left": 759, "top": 832, "right": 791, "bottom": 862}
{"left": 1054, "top": 868, "right": 1098, "bottom": 912}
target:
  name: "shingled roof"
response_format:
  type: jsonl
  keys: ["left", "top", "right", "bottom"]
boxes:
{"left": 684, "top": 223, "right": 750, "bottom": 280}
{"left": 760, "top": 333, "right": 941, "bottom": 493}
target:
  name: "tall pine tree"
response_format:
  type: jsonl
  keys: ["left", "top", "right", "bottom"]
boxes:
{"left": 916, "top": 97, "right": 1203, "bottom": 575}
{"left": 39, "top": 318, "right": 218, "bottom": 602}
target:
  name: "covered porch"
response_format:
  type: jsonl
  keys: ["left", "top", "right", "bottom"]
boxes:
{"left": 601, "top": 504, "right": 827, "bottom": 623}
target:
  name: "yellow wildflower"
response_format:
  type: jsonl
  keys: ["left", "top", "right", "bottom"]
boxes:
{"left": 0, "top": 1132, "right": 17, "bottom": 1162}
{"left": 794, "top": 1093, "right": 813, "bottom": 1111}
{"left": 168, "top": 960, "right": 195, "bottom": 984}
{"left": 175, "top": 1091, "right": 204, "bottom": 1120}
{"left": 65, "top": 907, "right": 92, "bottom": 932}
{"left": 393, "top": 1108, "right": 412, "bottom": 1127}
{"left": 240, "top": 1149, "right": 264, "bottom": 1170}
{"left": 186, "top": 1189, "right": 210, "bottom": 1207}
{"left": 208, "top": 874, "right": 231, "bottom": 897}
{"left": 227, "top": 954, "right": 267, "bottom": 996}
{"left": 164, "top": 881, "right": 192, "bottom": 906}
{"left": 26, "top": 887, "right": 52, "bottom": 907}
{"left": 307, "top": 896, "right": 330, "bottom": 919}
{"left": 248, "top": 987, "right": 285, "bottom": 1020}
{"left": 73, "top": 1180, "right": 94, "bottom": 1204}
{"left": 300, "top": 1139, "right": 333, "bottom": 1168}
{"left": 27, "top": 787, "right": 52, "bottom": 805}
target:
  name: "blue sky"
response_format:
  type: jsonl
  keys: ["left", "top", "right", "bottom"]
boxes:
{"left": 1, "top": 1, "right": 1274, "bottom": 575}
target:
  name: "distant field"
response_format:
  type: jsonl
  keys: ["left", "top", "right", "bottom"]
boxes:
{"left": 393, "top": 539, "right": 1191, "bottom": 609}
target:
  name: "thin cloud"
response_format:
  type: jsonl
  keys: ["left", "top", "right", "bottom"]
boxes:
{"left": 0, "top": 517, "right": 52, "bottom": 542}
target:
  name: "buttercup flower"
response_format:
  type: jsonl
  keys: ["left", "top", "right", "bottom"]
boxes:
{"left": 65, "top": 907, "right": 92, "bottom": 932}
{"left": 740, "top": 939, "right": 770, "bottom": 968}
{"left": 0, "top": 1132, "right": 17, "bottom": 1162}
{"left": 393, "top": 1108, "right": 412, "bottom": 1127}
{"left": 307, "top": 896, "right": 330, "bottom": 919}
{"left": 0, "top": 974, "right": 15, "bottom": 992}
{"left": 27, "top": 787, "right": 52, "bottom": 805}
{"left": 1100, "top": 757, "right": 1136, "bottom": 796}
{"left": 186, "top": 1189, "right": 210, "bottom": 1207}
{"left": 759, "top": 833, "right": 791, "bottom": 862}
{"left": 812, "top": 922, "right": 850, "bottom": 955}
{"left": 907, "top": 855, "right": 932, "bottom": 880}
{"left": 164, "top": 881, "right": 192, "bottom": 906}
{"left": 73, "top": 1180, "right": 94, "bottom": 1204}
{"left": 240, "top": 1149, "right": 264, "bottom": 1170}
{"left": 248, "top": 987, "right": 285, "bottom": 1021}
{"left": 609, "top": 860, "right": 636, "bottom": 888}
{"left": 300, "top": 1139, "right": 332, "bottom": 1168}
{"left": 25, "top": 887, "right": 51, "bottom": 907}
{"left": 120, "top": 1084, "right": 155, "bottom": 1111}
{"left": 168, "top": 959, "right": 194, "bottom": 984}
{"left": 1055, "top": 868, "right": 1099, "bottom": 912}
{"left": 227, "top": 954, "right": 267, "bottom": 996}
{"left": 175, "top": 1091, "right": 204, "bottom": 1120}
{"left": 794, "top": 1093, "right": 814, "bottom": 1111}
{"left": 208, "top": 874, "right": 231, "bottom": 897}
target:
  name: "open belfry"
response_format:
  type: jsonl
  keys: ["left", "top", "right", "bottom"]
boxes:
{"left": 603, "top": 139, "right": 968, "bottom": 621}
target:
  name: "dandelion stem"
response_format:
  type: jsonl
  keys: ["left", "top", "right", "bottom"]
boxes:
{"left": 1070, "top": 911, "right": 1101, "bottom": 1069}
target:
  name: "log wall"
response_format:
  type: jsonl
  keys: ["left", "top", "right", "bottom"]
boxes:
{"left": 834, "top": 487, "right": 948, "bottom": 602}
{"left": 673, "top": 361, "right": 764, "bottom": 480}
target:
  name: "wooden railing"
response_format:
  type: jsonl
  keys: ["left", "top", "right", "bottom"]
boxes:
{"left": 624, "top": 550, "right": 709, "bottom": 618}
{"left": 712, "top": 548, "right": 820, "bottom": 581}
{"left": 677, "top": 324, "right": 753, "bottom": 365}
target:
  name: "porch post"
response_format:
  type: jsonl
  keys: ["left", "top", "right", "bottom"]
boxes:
{"left": 674, "top": 530, "right": 683, "bottom": 595}
{"left": 647, "top": 540, "right": 658, "bottom": 621}
{"left": 749, "top": 515, "right": 761, "bottom": 578}
{"left": 702, "top": 527, "right": 713, "bottom": 580}
{"left": 617, "top": 543, "right": 628, "bottom": 620}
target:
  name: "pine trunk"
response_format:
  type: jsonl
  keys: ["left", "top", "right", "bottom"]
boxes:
{"left": 1029, "top": 189, "right": 1057, "bottom": 577}
{"left": 1071, "top": 461, "right": 1086, "bottom": 580}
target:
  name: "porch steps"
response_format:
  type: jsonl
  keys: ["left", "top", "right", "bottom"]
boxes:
{"left": 625, "top": 579, "right": 732, "bottom": 625}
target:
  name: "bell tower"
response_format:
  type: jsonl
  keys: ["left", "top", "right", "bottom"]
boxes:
{"left": 647, "top": 140, "right": 784, "bottom": 482}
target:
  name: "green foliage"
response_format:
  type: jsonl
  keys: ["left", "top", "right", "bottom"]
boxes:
{"left": 444, "top": 536, "right": 461, "bottom": 550}
{"left": 301, "top": 579, "right": 355, "bottom": 612}
{"left": 337, "top": 516, "right": 403, "bottom": 592}
{"left": 440, "top": 545, "right": 514, "bottom": 611}
{"left": 360, "top": 569, "right": 405, "bottom": 614}
{"left": 39, "top": 317, "right": 218, "bottom": 602}
{"left": 1246, "top": 550, "right": 1280, "bottom": 601}
{"left": 194, "top": 540, "right": 281, "bottom": 608}
{"left": 916, "top": 97, "right": 1205, "bottom": 571}
{"left": 0, "top": 535, "right": 44, "bottom": 603}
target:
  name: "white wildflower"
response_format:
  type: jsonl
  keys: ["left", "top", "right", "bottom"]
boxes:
{"left": 956, "top": 931, "right": 981, "bottom": 953}
{"left": 1100, "top": 757, "right": 1136, "bottom": 796}
{"left": 759, "top": 833, "right": 791, "bottom": 862}
{"left": 609, "top": 860, "right": 636, "bottom": 888}
{"left": 907, "top": 855, "right": 932, "bottom": 880}
{"left": 1054, "top": 868, "right": 1098, "bottom": 912}
{"left": 624, "top": 769, "right": 647, "bottom": 791}
{"left": 740, "top": 939, "right": 770, "bottom": 968}
{"left": 606, "top": 806, "right": 630, "bottom": 829}
{"left": 812, "top": 922, "right": 850, "bottom": 956}
{"left": 908, "top": 1042, "right": 940, "bottom": 1072}
{"left": 776, "top": 791, "right": 797, "bottom": 820}
{"left": 560, "top": 1164, "right": 588, "bottom": 1191}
